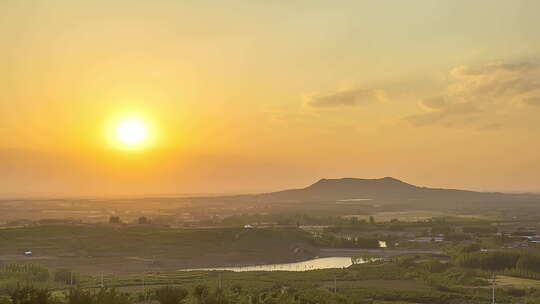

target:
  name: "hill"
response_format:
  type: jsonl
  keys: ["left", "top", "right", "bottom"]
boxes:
{"left": 253, "top": 177, "right": 531, "bottom": 203}
{"left": 0, "top": 225, "right": 317, "bottom": 274}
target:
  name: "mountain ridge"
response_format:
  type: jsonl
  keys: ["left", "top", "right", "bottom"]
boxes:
{"left": 253, "top": 177, "right": 514, "bottom": 203}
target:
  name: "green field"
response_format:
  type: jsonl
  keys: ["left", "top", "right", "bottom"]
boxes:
{"left": 5, "top": 257, "right": 540, "bottom": 304}
{"left": 3, "top": 222, "right": 540, "bottom": 303}
{"left": 0, "top": 225, "right": 317, "bottom": 274}
{"left": 497, "top": 275, "right": 540, "bottom": 289}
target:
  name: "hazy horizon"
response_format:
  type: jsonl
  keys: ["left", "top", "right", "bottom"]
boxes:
{"left": 1, "top": 176, "right": 538, "bottom": 200}
{"left": 2, "top": 0, "right": 540, "bottom": 196}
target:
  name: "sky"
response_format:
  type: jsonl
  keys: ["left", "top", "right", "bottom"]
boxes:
{"left": 1, "top": 0, "right": 540, "bottom": 197}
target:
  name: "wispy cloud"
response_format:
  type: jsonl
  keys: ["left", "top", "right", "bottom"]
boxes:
{"left": 406, "top": 61, "right": 540, "bottom": 128}
{"left": 305, "top": 88, "right": 386, "bottom": 108}
{"left": 522, "top": 96, "right": 540, "bottom": 106}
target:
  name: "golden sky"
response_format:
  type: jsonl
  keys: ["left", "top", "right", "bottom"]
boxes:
{"left": 1, "top": 1, "right": 540, "bottom": 196}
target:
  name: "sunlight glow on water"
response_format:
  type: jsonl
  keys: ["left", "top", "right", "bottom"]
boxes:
{"left": 180, "top": 257, "right": 359, "bottom": 272}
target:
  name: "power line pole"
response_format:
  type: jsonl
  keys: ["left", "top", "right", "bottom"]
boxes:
{"left": 142, "top": 272, "right": 146, "bottom": 304}
{"left": 492, "top": 273, "right": 496, "bottom": 304}
{"left": 217, "top": 273, "right": 223, "bottom": 304}
{"left": 334, "top": 275, "right": 337, "bottom": 293}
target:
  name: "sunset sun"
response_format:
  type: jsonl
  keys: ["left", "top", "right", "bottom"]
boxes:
{"left": 115, "top": 118, "right": 149, "bottom": 147}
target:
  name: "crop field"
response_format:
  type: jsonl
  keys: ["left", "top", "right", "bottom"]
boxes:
{"left": 496, "top": 275, "right": 540, "bottom": 289}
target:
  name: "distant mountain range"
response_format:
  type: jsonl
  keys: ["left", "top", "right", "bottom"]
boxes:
{"left": 253, "top": 177, "right": 534, "bottom": 203}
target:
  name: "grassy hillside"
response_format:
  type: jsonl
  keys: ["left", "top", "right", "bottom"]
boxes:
{"left": 0, "top": 225, "right": 317, "bottom": 274}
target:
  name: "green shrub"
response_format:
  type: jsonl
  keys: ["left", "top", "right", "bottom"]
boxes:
{"left": 153, "top": 286, "right": 188, "bottom": 304}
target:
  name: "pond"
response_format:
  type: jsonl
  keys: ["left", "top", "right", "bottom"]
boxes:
{"left": 180, "top": 256, "right": 367, "bottom": 272}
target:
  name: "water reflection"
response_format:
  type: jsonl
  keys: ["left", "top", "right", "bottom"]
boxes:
{"left": 181, "top": 257, "right": 359, "bottom": 272}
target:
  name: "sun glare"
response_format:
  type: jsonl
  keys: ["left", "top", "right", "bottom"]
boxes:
{"left": 115, "top": 119, "right": 148, "bottom": 147}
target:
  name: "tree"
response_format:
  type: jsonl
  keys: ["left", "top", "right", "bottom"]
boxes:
{"left": 109, "top": 216, "right": 121, "bottom": 224}
{"left": 65, "top": 287, "right": 133, "bottom": 304}
{"left": 153, "top": 286, "right": 188, "bottom": 304}
{"left": 0, "top": 296, "right": 11, "bottom": 304}
{"left": 424, "top": 260, "right": 448, "bottom": 273}
{"left": 66, "top": 287, "right": 94, "bottom": 304}
{"left": 94, "top": 288, "right": 132, "bottom": 304}
{"left": 55, "top": 269, "right": 78, "bottom": 285}
{"left": 193, "top": 285, "right": 209, "bottom": 304}
{"left": 6, "top": 284, "right": 56, "bottom": 304}
{"left": 431, "top": 224, "right": 452, "bottom": 235}
{"left": 138, "top": 217, "right": 149, "bottom": 225}
{"left": 204, "top": 288, "right": 229, "bottom": 304}
{"left": 454, "top": 251, "right": 521, "bottom": 271}
{"left": 516, "top": 254, "right": 540, "bottom": 273}
{"left": 369, "top": 216, "right": 375, "bottom": 224}
{"left": 463, "top": 226, "right": 497, "bottom": 234}
{"left": 460, "top": 243, "right": 481, "bottom": 254}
